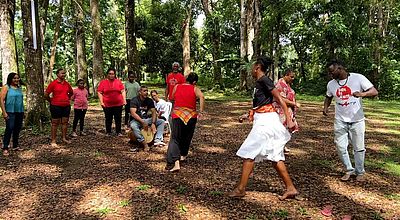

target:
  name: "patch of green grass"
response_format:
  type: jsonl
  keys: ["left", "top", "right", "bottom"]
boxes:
{"left": 119, "top": 200, "right": 131, "bottom": 207}
{"left": 366, "top": 159, "right": 400, "bottom": 176}
{"left": 96, "top": 207, "right": 114, "bottom": 217}
{"left": 208, "top": 190, "right": 224, "bottom": 196}
{"left": 137, "top": 184, "right": 151, "bottom": 191}
{"left": 313, "top": 159, "right": 334, "bottom": 168}
{"left": 298, "top": 207, "right": 308, "bottom": 216}
{"left": 177, "top": 203, "right": 188, "bottom": 214}
{"left": 297, "top": 94, "right": 326, "bottom": 102}
{"left": 204, "top": 90, "right": 249, "bottom": 102}
{"left": 245, "top": 214, "right": 258, "bottom": 220}
{"left": 176, "top": 185, "right": 187, "bottom": 194}
{"left": 273, "top": 209, "right": 289, "bottom": 219}
{"left": 94, "top": 150, "right": 105, "bottom": 157}
{"left": 0, "top": 127, "right": 5, "bottom": 134}
{"left": 384, "top": 193, "right": 400, "bottom": 201}
{"left": 372, "top": 212, "right": 384, "bottom": 220}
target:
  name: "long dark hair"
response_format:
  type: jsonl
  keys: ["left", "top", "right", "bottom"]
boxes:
{"left": 6, "top": 72, "right": 24, "bottom": 87}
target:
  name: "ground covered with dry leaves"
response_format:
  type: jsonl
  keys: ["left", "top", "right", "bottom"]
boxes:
{"left": 0, "top": 97, "right": 399, "bottom": 220}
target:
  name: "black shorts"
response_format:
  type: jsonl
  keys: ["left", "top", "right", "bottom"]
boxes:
{"left": 50, "top": 105, "right": 71, "bottom": 119}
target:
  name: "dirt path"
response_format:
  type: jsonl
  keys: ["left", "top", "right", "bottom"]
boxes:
{"left": 0, "top": 100, "right": 399, "bottom": 219}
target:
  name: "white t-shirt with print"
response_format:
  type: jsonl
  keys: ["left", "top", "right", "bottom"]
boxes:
{"left": 154, "top": 99, "right": 168, "bottom": 118}
{"left": 326, "top": 73, "right": 374, "bottom": 122}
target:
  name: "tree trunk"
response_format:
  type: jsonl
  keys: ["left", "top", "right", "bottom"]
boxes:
{"left": 239, "top": 0, "right": 248, "bottom": 90}
{"left": 21, "top": 0, "right": 47, "bottom": 128}
{"left": 201, "top": 0, "right": 222, "bottom": 87}
{"left": 252, "top": 0, "right": 261, "bottom": 58}
{"left": 245, "top": 0, "right": 255, "bottom": 89}
{"left": 90, "top": 0, "right": 103, "bottom": 96}
{"left": 47, "top": 0, "right": 63, "bottom": 84}
{"left": 75, "top": 0, "right": 89, "bottom": 91}
{"left": 182, "top": 0, "right": 193, "bottom": 76}
{"left": 0, "top": 0, "right": 18, "bottom": 84}
{"left": 125, "top": 0, "right": 139, "bottom": 79}
{"left": 39, "top": 0, "right": 49, "bottom": 82}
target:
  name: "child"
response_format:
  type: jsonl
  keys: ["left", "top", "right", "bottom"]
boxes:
{"left": 71, "top": 79, "right": 88, "bottom": 136}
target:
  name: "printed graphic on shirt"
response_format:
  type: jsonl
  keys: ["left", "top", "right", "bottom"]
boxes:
{"left": 168, "top": 78, "right": 178, "bottom": 87}
{"left": 336, "top": 85, "right": 356, "bottom": 107}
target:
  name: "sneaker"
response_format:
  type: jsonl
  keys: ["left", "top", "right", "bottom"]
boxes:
{"left": 80, "top": 131, "right": 87, "bottom": 136}
{"left": 154, "top": 140, "right": 166, "bottom": 146}
{"left": 71, "top": 132, "right": 78, "bottom": 137}
{"left": 356, "top": 174, "right": 366, "bottom": 182}
{"left": 117, "top": 133, "right": 124, "bottom": 137}
{"left": 341, "top": 171, "right": 354, "bottom": 181}
{"left": 129, "top": 147, "right": 139, "bottom": 153}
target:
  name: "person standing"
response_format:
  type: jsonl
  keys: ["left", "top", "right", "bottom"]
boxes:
{"left": 71, "top": 79, "right": 89, "bottom": 136}
{"left": 97, "top": 68, "right": 126, "bottom": 136}
{"left": 1, "top": 73, "right": 25, "bottom": 156}
{"left": 165, "top": 72, "right": 205, "bottom": 172}
{"left": 124, "top": 71, "right": 140, "bottom": 128}
{"left": 228, "top": 57, "right": 298, "bottom": 200}
{"left": 45, "top": 69, "right": 73, "bottom": 147}
{"left": 323, "top": 60, "right": 378, "bottom": 182}
{"left": 165, "top": 62, "right": 185, "bottom": 102}
{"left": 273, "top": 69, "right": 300, "bottom": 152}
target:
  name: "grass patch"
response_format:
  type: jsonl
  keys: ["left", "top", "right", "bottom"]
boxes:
{"left": 245, "top": 214, "right": 258, "bottom": 220}
{"left": 94, "top": 150, "right": 105, "bottom": 157}
{"left": 365, "top": 159, "right": 400, "bottom": 176}
{"left": 176, "top": 185, "right": 187, "bottom": 194}
{"left": 96, "top": 207, "right": 114, "bottom": 217}
{"left": 312, "top": 159, "right": 334, "bottom": 168}
{"left": 177, "top": 203, "right": 188, "bottom": 214}
{"left": 384, "top": 193, "right": 400, "bottom": 201}
{"left": 273, "top": 209, "right": 289, "bottom": 219}
{"left": 208, "top": 190, "right": 224, "bottom": 196}
{"left": 298, "top": 207, "right": 308, "bottom": 216}
{"left": 137, "top": 184, "right": 151, "bottom": 191}
{"left": 119, "top": 200, "right": 131, "bottom": 207}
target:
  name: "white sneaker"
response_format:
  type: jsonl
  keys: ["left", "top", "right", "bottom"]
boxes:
{"left": 154, "top": 141, "right": 166, "bottom": 146}
{"left": 71, "top": 132, "right": 78, "bottom": 137}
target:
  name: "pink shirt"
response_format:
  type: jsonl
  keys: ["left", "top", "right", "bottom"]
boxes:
{"left": 72, "top": 88, "right": 89, "bottom": 109}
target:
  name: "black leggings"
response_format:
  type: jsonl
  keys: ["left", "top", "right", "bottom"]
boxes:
{"left": 166, "top": 117, "right": 197, "bottom": 164}
{"left": 103, "top": 106, "right": 123, "bottom": 134}
{"left": 72, "top": 109, "right": 87, "bottom": 132}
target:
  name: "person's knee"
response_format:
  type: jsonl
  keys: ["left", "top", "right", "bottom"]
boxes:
{"left": 61, "top": 117, "right": 69, "bottom": 125}
{"left": 52, "top": 119, "right": 61, "bottom": 126}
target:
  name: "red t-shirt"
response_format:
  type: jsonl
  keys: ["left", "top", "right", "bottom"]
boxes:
{"left": 46, "top": 79, "right": 73, "bottom": 107}
{"left": 166, "top": 72, "right": 185, "bottom": 100}
{"left": 172, "top": 84, "right": 197, "bottom": 118}
{"left": 97, "top": 79, "right": 125, "bottom": 107}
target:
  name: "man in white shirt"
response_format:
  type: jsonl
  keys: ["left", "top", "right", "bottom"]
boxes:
{"left": 323, "top": 60, "right": 378, "bottom": 182}
{"left": 150, "top": 90, "right": 170, "bottom": 121}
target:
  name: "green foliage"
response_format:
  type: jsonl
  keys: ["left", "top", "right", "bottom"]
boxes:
{"left": 273, "top": 209, "right": 289, "bottom": 219}
{"left": 208, "top": 190, "right": 224, "bottom": 196}
{"left": 119, "top": 200, "right": 131, "bottom": 207}
{"left": 137, "top": 184, "right": 151, "bottom": 191}
{"left": 176, "top": 185, "right": 187, "bottom": 194}
{"left": 96, "top": 207, "right": 114, "bottom": 216}
{"left": 176, "top": 203, "right": 188, "bottom": 213}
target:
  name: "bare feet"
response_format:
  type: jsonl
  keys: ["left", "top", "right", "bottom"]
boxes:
{"left": 62, "top": 139, "right": 71, "bottom": 144}
{"left": 228, "top": 188, "right": 246, "bottom": 198}
{"left": 2, "top": 150, "right": 10, "bottom": 156}
{"left": 143, "top": 143, "right": 150, "bottom": 152}
{"left": 279, "top": 189, "right": 299, "bottom": 200}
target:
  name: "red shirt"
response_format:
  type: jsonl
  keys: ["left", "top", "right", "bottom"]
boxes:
{"left": 97, "top": 79, "right": 125, "bottom": 107}
{"left": 172, "top": 84, "right": 197, "bottom": 118}
{"left": 46, "top": 79, "right": 73, "bottom": 107}
{"left": 166, "top": 72, "right": 185, "bottom": 100}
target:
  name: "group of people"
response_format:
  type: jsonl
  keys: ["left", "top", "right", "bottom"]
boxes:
{"left": 0, "top": 58, "right": 378, "bottom": 201}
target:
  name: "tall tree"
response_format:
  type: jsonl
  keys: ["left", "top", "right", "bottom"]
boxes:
{"left": 0, "top": 0, "right": 18, "bottom": 83}
{"left": 90, "top": 0, "right": 103, "bottom": 96}
{"left": 201, "top": 0, "right": 222, "bottom": 86}
{"left": 182, "top": 0, "right": 193, "bottom": 76}
{"left": 75, "top": 0, "right": 89, "bottom": 90}
{"left": 125, "top": 0, "right": 139, "bottom": 79}
{"left": 21, "top": 0, "right": 47, "bottom": 127}
{"left": 39, "top": 0, "right": 49, "bottom": 81}
{"left": 47, "top": 0, "right": 63, "bottom": 84}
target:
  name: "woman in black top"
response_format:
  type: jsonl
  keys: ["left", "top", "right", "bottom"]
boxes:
{"left": 229, "top": 57, "right": 298, "bottom": 200}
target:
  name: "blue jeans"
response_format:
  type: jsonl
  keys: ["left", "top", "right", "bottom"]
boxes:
{"left": 3, "top": 112, "right": 24, "bottom": 150}
{"left": 334, "top": 119, "right": 366, "bottom": 175}
{"left": 130, "top": 118, "right": 165, "bottom": 143}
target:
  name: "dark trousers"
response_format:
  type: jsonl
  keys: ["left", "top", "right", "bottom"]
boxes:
{"left": 3, "top": 112, "right": 24, "bottom": 150}
{"left": 124, "top": 99, "right": 131, "bottom": 126}
{"left": 103, "top": 106, "right": 123, "bottom": 134}
{"left": 72, "top": 109, "right": 87, "bottom": 132}
{"left": 166, "top": 117, "right": 197, "bottom": 164}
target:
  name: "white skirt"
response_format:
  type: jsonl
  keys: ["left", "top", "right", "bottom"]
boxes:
{"left": 236, "top": 112, "right": 291, "bottom": 162}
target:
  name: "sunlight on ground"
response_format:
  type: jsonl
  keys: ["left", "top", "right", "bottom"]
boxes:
{"left": 198, "top": 145, "right": 227, "bottom": 154}
{"left": 19, "top": 164, "right": 62, "bottom": 178}
{"left": 325, "top": 175, "right": 400, "bottom": 218}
